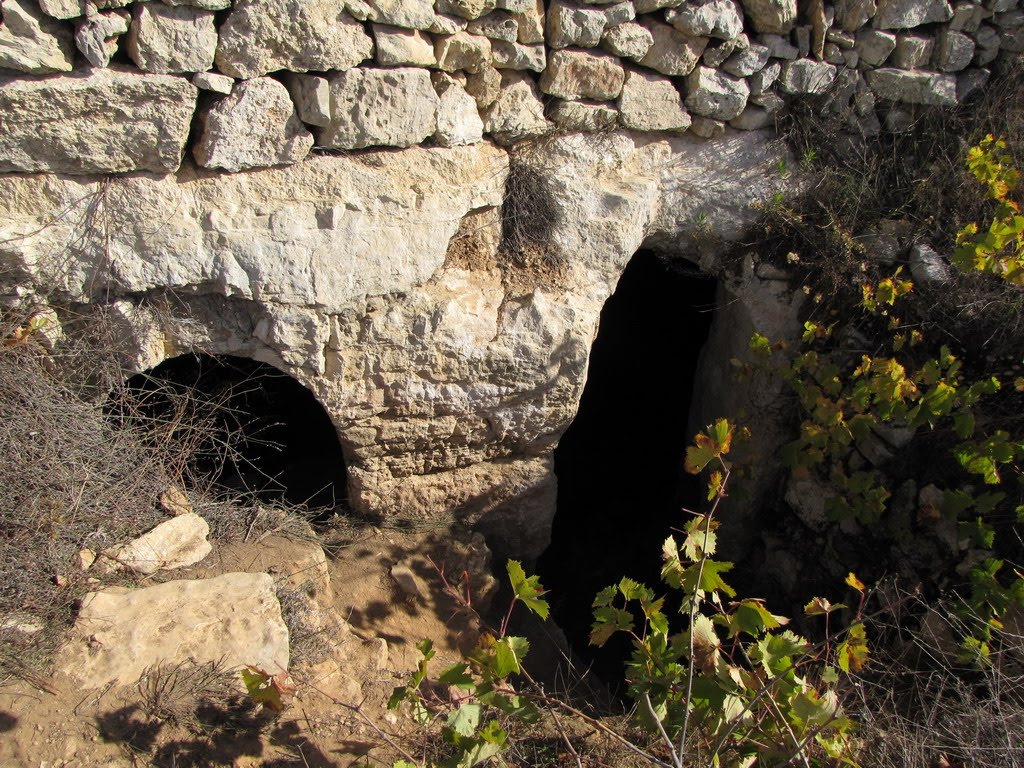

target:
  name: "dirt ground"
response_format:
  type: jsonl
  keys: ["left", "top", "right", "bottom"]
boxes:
{"left": 0, "top": 525, "right": 504, "bottom": 768}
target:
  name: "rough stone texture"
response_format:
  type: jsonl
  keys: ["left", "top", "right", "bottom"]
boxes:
{"left": 468, "top": 11, "right": 519, "bottom": 42}
{"left": 216, "top": 0, "right": 373, "bottom": 79}
{"left": 436, "top": 31, "right": 492, "bottom": 72}
{"left": 321, "top": 67, "right": 439, "bottom": 149}
{"left": 866, "top": 67, "right": 958, "bottom": 104}
{"left": 540, "top": 48, "right": 626, "bottom": 100}
{"left": 127, "top": 2, "right": 218, "bottom": 74}
{"left": 285, "top": 73, "right": 331, "bottom": 126}
{"left": 874, "top": 0, "right": 954, "bottom": 28}
{"left": 438, "top": 0, "right": 498, "bottom": 19}
{"left": 373, "top": 24, "right": 437, "bottom": 67}
{"left": 74, "top": 9, "right": 130, "bottom": 68}
{"left": 490, "top": 39, "right": 546, "bottom": 70}
{"left": 482, "top": 69, "right": 550, "bottom": 143}
{"left": 618, "top": 68, "right": 691, "bottom": 131}
{"left": 910, "top": 243, "right": 953, "bottom": 284}
{"left": 58, "top": 573, "right": 289, "bottom": 689}
{"left": 639, "top": 17, "right": 709, "bottom": 75}
{"left": 98, "top": 513, "right": 212, "bottom": 575}
{"left": 547, "top": 0, "right": 607, "bottom": 48}
{"left": 722, "top": 42, "right": 770, "bottom": 76}
{"left": 891, "top": 32, "right": 934, "bottom": 66}
{"left": 193, "top": 71, "right": 234, "bottom": 93}
{"left": 778, "top": 58, "right": 838, "bottom": 94}
{"left": 367, "top": 0, "right": 436, "bottom": 29}
{"left": 836, "top": 0, "right": 878, "bottom": 31}
{"left": 434, "top": 74, "right": 485, "bottom": 146}
{"left": 602, "top": 21, "right": 655, "bottom": 58}
{"left": 548, "top": 98, "right": 619, "bottom": 130}
{"left": 685, "top": 65, "right": 750, "bottom": 119}
{"left": 37, "top": 0, "right": 83, "bottom": 18}
{"left": 194, "top": 77, "right": 314, "bottom": 171}
{"left": 741, "top": 0, "right": 799, "bottom": 34}
{"left": 510, "top": 0, "right": 545, "bottom": 43}
{"left": 0, "top": 67, "right": 197, "bottom": 174}
{"left": 666, "top": 0, "right": 745, "bottom": 40}
{"left": 856, "top": 28, "right": 898, "bottom": 65}
{"left": 0, "top": 0, "right": 74, "bottom": 74}
{"left": 933, "top": 28, "right": 975, "bottom": 70}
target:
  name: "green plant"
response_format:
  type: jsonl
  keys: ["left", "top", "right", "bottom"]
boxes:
{"left": 590, "top": 420, "right": 864, "bottom": 768}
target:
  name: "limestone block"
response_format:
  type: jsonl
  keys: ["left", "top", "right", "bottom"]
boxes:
{"left": 468, "top": 10, "right": 519, "bottom": 41}
{"left": 973, "top": 23, "right": 1001, "bottom": 63}
{"left": 320, "top": 67, "right": 439, "bottom": 149}
{"left": 957, "top": 66, "right": 989, "bottom": 100}
{"left": 866, "top": 67, "right": 958, "bottom": 104}
{"left": 0, "top": 67, "right": 196, "bottom": 174}
{"left": 602, "top": 21, "right": 654, "bottom": 58}
{"left": 617, "top": 68, "right": 690, "bottom": 131}
{"left": 910, "top": 243, "right": 952, "bottom": 285}
{"left": 373, "top": 24, "right": 437, "bottom": 66}
{"left": 466, "top": 65, "right": 502, "bottom": 106}
{"left": 932, "top": 28, "right": 975, "bottom": 69}
{"left": 429, "top": 12, "right": 468, "bottom": 33}
{"left": 891, "top": 32, "right": 933, "bottom": 66}
{"left": 702, "top": 37, "right": 739, "bottom": 66}
{"left": 759, "top": 31, "right": 799, "bottom": 57}
{"left": 873, "top": 0, "right": 953, "bottom": 28}
{"left": 482, "top": 70, "right": 551, "bottom": 143}
{"left": 163, "top": 0, "right": 231, "bottom": 9}
{"left": 37, "top": 0, "right": 83, "bottom": 19}
{"left": 435, "top": 31, "right": 492, "bottom": 73}
{"left": 366, "top": 0, "right": 436, "bottom": 29}
{"left": 194, "top": 78, "right": 313, "bottom": 172}
{"left": 216, "top": 0, "right": 373, "bottom": 79}
{"left": 127, "top": 2, "right": 217, "bottom": 74}
{"left": 285, "top": 72, "right": 331, "bottom": 127}
{"left": 74, "top": 9, "right": 129, "bottom": 68}
{"left": 778, "top": 58, "right": 837, "bottom": 94}
{"left": 437, "top": 0, "right": 498, "bottom": 20}
{"left": 490, "top": 40, "right": 546, "bottom": 70}
{"left": 740, "top": 0, "right": 799, "bottom": 33}
{"left": 98, "top": 513, "right": 212, "bottom": 575}
{"left": 835, "top": 0, "right": 878, "bottom": 31}
{"left": 685, "top": 65, "right": 749, "bottom": 119}
{"left": 434, "top": 75, "right": 485, "bottom": 146}
{"left": 749, "top": 60, "right": 780, "bottom": 92}
{"left": 722, "top": 41, "right": 770, "bottom": 76}
{"left": 638, "top": 17, "right": 708, "bottom": 75}
{"left": 59, "top": 573, "right": 289, "bottom": 689}
{"left": 510, "top": 0, "right": 545, "bottom": 43}
{"left": 548, "top": 99, "right": 620, "bottom": 131}
{"left": 950, "top": 0, "right": 989, "bottom": 31}
{"left": 635, "top": 0, "right": 687, "bottom": 10}
{"left": 193, "top": 71, "right": 234, "bottom": 93}
{"left": 855, "top": 28, "right": 897, "bottom": 65}
{"left": 666, "top": 0, "right": 745, "bottom": 40}
{"left": 540, "top": 48, "right": 626, "bottom": 101}
{"left": 0, "top": 0, "right": 74, "bottom": 74}
{"left": 547, "top": 0, "right": 608, "bottom": 48}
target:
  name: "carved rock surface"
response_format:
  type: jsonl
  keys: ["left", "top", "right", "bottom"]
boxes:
{"left": 194, "top": 77, "right": 314, "bottom": 171}
{"left": 0, "top": 67, "right": 197, "bottom": 174}
{"left": 59, "top": 573, "right": 289, "bottom": 688}
{"left": 216, "top": 0, "right": 373, "bottom": 78}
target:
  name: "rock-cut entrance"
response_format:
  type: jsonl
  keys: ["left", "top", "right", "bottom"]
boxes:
{"left": 538, "top": 251, "right": 717, "bottom": 683}
{"left": 114, "top": 353, "right": 348, "bottom": 512}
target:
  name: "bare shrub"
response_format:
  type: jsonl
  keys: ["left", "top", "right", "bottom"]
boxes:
{"left": 137, "top": 659, "right": 239, "bottom": 724}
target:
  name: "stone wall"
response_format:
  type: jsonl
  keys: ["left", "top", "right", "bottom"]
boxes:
{"left": 1, "top": 0, "right": 1021, "bottom": 172}
{"left": 1, "top": 0, "right": 1022, "bottom": 559}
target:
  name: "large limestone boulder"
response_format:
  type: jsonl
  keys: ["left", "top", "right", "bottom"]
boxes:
{"left": 320, "top": 67, "right": 439, "bottom": 149}
{"left": 866, "top": 67, "right": 958, "bottom": 104}
{"left": 0, "top": 0, "right": 75, "bottom": 74}
{"left": 0, "top": 67, "right": 197, "bottom": 174}
{"left": 126, "top": 1, "right": 218, "bottom": 74}
{"left": 216, "top": 0, "right": 373, "bottom": 78}
{"left": 873, "top": 0, "right": 953, "bottom": 28}
{"left": 97, "top": 512, "right": 212, "bottom": 575}
{"left": 59, "top": 573, "right": 290, "bottom": 689}
{"left": 194, "top": 77, "right": 314, "bottom": 171}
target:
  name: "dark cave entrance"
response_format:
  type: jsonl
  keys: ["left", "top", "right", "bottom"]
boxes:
{"left": 113, "top": 353, "right": 348, "bottom": 512}
{"left": 537, "top": 251, "right": 717, "bottom": 686}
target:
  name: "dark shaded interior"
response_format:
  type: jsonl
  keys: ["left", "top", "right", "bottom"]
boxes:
{"left": 537, "top": 251, "right": 717, "bottom": 687}
{"left": 114, "top": 353, "right": 348, "bottom": 511}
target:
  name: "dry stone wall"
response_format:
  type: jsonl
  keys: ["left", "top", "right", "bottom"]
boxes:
{"left": 0, "top": 0, "right": 1021, "bottom": 172}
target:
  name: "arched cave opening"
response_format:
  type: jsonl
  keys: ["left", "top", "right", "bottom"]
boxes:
{"left": 537, "top": 251, "right": 717, "bottom": 686}
{"left": 112, "top": 353, "right": 348, "bottom": 512}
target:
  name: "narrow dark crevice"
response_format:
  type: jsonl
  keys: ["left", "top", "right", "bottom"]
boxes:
{"left": 537, "top": 251, "right": 717, "bottom": 687}
{"left": 111, "top": 353, "right": 348, "bottom": 513}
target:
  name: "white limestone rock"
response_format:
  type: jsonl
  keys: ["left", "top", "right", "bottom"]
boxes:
{"left": 437, "top": 0, "right": 498, "bottom": 19}
{"left": 547, "top": 0, "right": 607, "bottom": 48}
{"left": 0, "top": 0, "right": 74, "bottom": 74}
{"left": 722, "top": 41, "right": 770, "bottom": 76}
{"left": 321, "top": 67, "right": 439, "bottom": 149}
{"left": 482, "top": 69, "right": 551, "bottom": 143}
{"left": 540, "top": 48, "right": 626, "bottom": 100}
{"left": 835, "top": 0, "right": 878, "bottom": 31}
{"left": 910, "top": 243, "right": 953, "bottom": 285}
{"left": 778, "top": 58, "right": 838, "bottom": 94}
{"left": 193, "top": 71, "right": 234, "bottom": 93}
{"left": 59, "top": 573, "right": 290, "bottom": 689}
{"left": 216, "top": 0, "right": 373, "bottom": 79}
{"left": 932, "top": 28, "right": 975, "bottom": 70}
{"left": 37, "top": 0, "right": 83, "bottom": 19}
{"left": 98, "top": 513, "right": 212, "bottom": 575}
{"left": 285, "top": 72, "right": 331, "bottom": 127}
{"left": 685, "top": 64, "right": 749, "bottom": 119}
{"left": 666, "top": 0, "right": 745, "bottom": 40}
{"left": 0, "top": 67, "right": 196, "bottom": 174}
{"left": 891, "top": 32, "right": 933, "bottom": 66}
{"left": 466, "top": 64, "right": 502, "bottom": 106}
{"left": 127, "top": 2, "right": 217, "bottom": 74}
{"left": 855, "top": 28, "right": 897, "bottom": 65}
{"left": 866, "top": 67, "right": 958, "bottom": 104}
{"left": 873, "top": 0, "right": 953, "bottom": 28}
{"left": 510, "top": 0, "right": 545, "bottom": 43}
{"left": 163, "top": 0, "right": 231, "bottom": 9}
{"left": 468, "top": 10, "right": 519, "bottom": 41}
{"left": 434, "top": 74, "right": 485, "bottom": 146}
{"left": 74, "top": 9, "right": 129, "bottom": 68}
{"left": 602, "top": 21, "right": 654, "bottom": 58}
{"left": 490, "top": 39, "right": 546, "bottom": 70}
{"left": 618, "top": 67, "right": 691, "bottom": 131}
{"left": 741, "top": 0, "right": 799, "bottom": 33}
{"left": 435, "top": 31, "right": 492, "bottom": 73}
{"left": 194, "top": 77, "right": 313, "bottom": 171}
{"left": 366, "top": 0, "right": 436, "bottom": 29}
{"left": 638, "top": 17, "right": 708, "bottom": 75}
{"left": 548, "top": 99, "right": 620, "bottom": 131}
{"left": 373, "top": 23, "right": 437, "bottom": 66}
